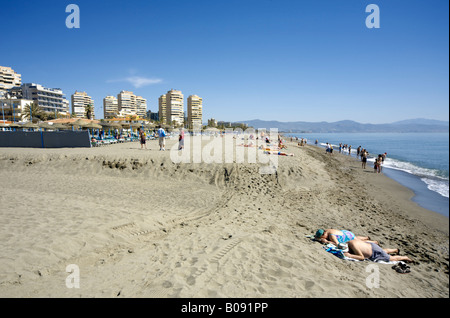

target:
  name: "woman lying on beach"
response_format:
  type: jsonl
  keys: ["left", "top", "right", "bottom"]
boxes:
{"left": 314, "top": 229, "right": 378, "bottom": 245}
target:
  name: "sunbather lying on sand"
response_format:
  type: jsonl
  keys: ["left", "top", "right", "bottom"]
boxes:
{"left": 343, "top": 239, "right": 413, "bottom": 263}
{"left": 314, "top": 229, "right": 378, "bottom": 245}
{"left": 264, "top": 150, "right": 294, "bottom": 156}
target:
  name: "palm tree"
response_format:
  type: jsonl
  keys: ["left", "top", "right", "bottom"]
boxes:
{"left": 85, "top": 104, "right": 93, "bottom": 120}
{"left": 23, "top": 102, "right": 43, "bottom": 123}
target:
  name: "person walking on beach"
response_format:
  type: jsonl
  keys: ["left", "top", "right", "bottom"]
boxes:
{"left": 178, "top": 128, "right": 185, "bottom": 151}
{"left": 348, "top": 145, "right": 352, "bottom": 155}
{"left": 157, "top": 126, "right": 166, "bottom": 151}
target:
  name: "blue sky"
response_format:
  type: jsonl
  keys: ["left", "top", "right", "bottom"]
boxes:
{"left": 1, "top": 0, "right": 448, "bottom": 123}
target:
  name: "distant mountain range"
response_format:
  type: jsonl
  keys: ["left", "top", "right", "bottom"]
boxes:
{"left": 240, "top": 118, "right": 449, "bottom": 133}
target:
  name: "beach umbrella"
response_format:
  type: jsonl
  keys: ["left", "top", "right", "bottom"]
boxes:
{"left": 85, "top": 122, "right": 102, "bottom": 133}
{"left": 38, "top": 122, "right": 56, "bottom": 130}
{"left": 65, "top": 119, "right": 89, "bottom": 131}
{"left": 113, "top": 123, "right": 124, "bottom": 130}
{"left": 20, "top": 122, "right": 39, "bottom": 130}
{"left": 50, "top": 123, "right": 70, "bottom": 130}
{"left": 7, "top": 123, "right": 20, "bottom": 130}
{"left": 143, "top": 123, "right": 155, "bottom": 130}
{"left": 100, "top": 122, "right": 120, "bottom": 129}
{"left": 83, "top": 122, "right": 102, "bottom": 137}
{"left": 84, "top": 122, "right": 102, "bottom": 129}
{"left": 73, "top": 119, "right": 90, "bottom": 127}
{"left": 100, "top": 122, "right": 122, "bottom": 136}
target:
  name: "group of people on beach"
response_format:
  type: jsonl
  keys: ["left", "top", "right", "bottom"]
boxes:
{"left": 137, "top": 126, "right": 186, "bottom": 152}
{"left": 357, "top": 146, "right": 387, "bottom": 173}
{"left": 313, "top": 228, "right": 413, "bottom": 267}
{"left": 290, "top": 136, "right": 307, "bottom": 147}
{"left": 373, "top": 152, "right": 387, "bottom": 173}
{"left": 321, "top": 141, "right": 387, "bottom": 173}
{"left": 338, "top": 143, "right": 352, "bottom": 155}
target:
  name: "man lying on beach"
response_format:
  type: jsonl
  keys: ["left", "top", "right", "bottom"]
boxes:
{"left": 314, "top": 229, "right": 378, "bottom": 245}
{"left": 343, "top": 239, "right": 413, "bottom": 263}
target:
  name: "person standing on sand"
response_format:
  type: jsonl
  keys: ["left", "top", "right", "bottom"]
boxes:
{"left": 138, "top": 128, "right": 147, "bottom": 150}
{"left": 361, "top": 149, "right": 368, "bottom": 169}
{"left": 377, "top": 155, "right": 383, "bottom": 173}
{"left": 344, "top": 239, "right": 413, "bottom": 263}
{"left": 157, "top": 126, "right": 166, "bottom": 151}
{"left": 178, "top": 128, "right": 185, "bottom": 151}
{"left": 374, "top": 156, "right": 383, "bottom": 173}
{"left": 348, "top": 145, "right": 352, "bottom": 155}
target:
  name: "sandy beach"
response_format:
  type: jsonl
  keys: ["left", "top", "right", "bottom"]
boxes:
{"left": 0, "top": 136, "right": 448, "bottom": 298}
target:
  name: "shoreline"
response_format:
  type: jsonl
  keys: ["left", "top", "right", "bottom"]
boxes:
{"left": 0, "top": 137, "right": 448, "bottom": 297}
{"left": 306, "top": 141, "right": 449, "bottom": 217}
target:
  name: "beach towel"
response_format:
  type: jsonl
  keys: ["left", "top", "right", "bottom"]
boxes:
{"left": 323, "top": 244, "right": 399, "bottom": 265}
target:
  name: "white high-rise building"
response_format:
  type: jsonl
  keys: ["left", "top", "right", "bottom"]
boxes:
{"left": 187, "top": 95, "right": 203, "bottom": 130}
{"left": 103, "top": 95, "right": 118, "bottom": 119}
{"left": 0, "top": 66, "right": 22, "bottom": 94}
{"left": 158, "top": 94, "right": 167, "bottom": 124}
{"left": 117, "top": 90, "right": 147, "bottom": 118}
{"left": 136, "top": 95, "right": 147, "bottom": 119}
{"left": 71, "top": 91, "right": 94, "bottom": 119}
{"left": 166, "top": 89, "right": 184, "bottom": 126}
{"left": 21, "top": 83, "right": 70, "bottom": 115}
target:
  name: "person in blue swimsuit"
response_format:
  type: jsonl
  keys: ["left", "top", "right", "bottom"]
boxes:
{"left": 314, "top": 229, "right": 379, "bottom": 246}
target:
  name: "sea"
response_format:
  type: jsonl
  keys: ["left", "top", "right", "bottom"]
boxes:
{"left": 287, "top": 133, "right": 449, "bottom": 217}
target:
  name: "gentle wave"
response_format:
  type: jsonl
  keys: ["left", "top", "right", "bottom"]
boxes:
{"left": 317, "top": 142, "right": 449, "bottom": 198}
{"left": 370, "top": 157, "right": 449, "bottom": 198}
{"left": 421, "top": 178, "right": 449, "bottom": 198}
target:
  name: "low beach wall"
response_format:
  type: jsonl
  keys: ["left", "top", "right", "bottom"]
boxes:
{"left": 0, "top": 130, "right": 91, "bottom": 148}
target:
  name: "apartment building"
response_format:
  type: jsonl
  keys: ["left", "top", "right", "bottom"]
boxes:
{"left": 21, "top": 83, "right": 70, "bottom": 115}
{"left": 187, "top": 95, "right": 203, "bottom": 130}
{"left": 0, "top": 97, "right": 33, "bottom": 122}
{"left": 0, "top": 66, "right": 22, "bottom": 93}
{"left": 136, "top": 95, "right": 147, "bottom": 119}
{"left": 117, "top": 90, "right": 147, "bottom": 118}
{"left": 165, "top": 89, "right": 184, "bottom": 126}
{"left": 158, "top": 94, "right": 167, "bottom": 124}
{"left": 71, "top": 91, "right": 94, "bottom": 119}
{"left": 103, "top": 95, "right": 118, "bottom": 119}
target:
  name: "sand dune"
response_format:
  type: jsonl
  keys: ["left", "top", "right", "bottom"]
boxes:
{"left": 0, "top": 136, "right": 448, "bottom": 298}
